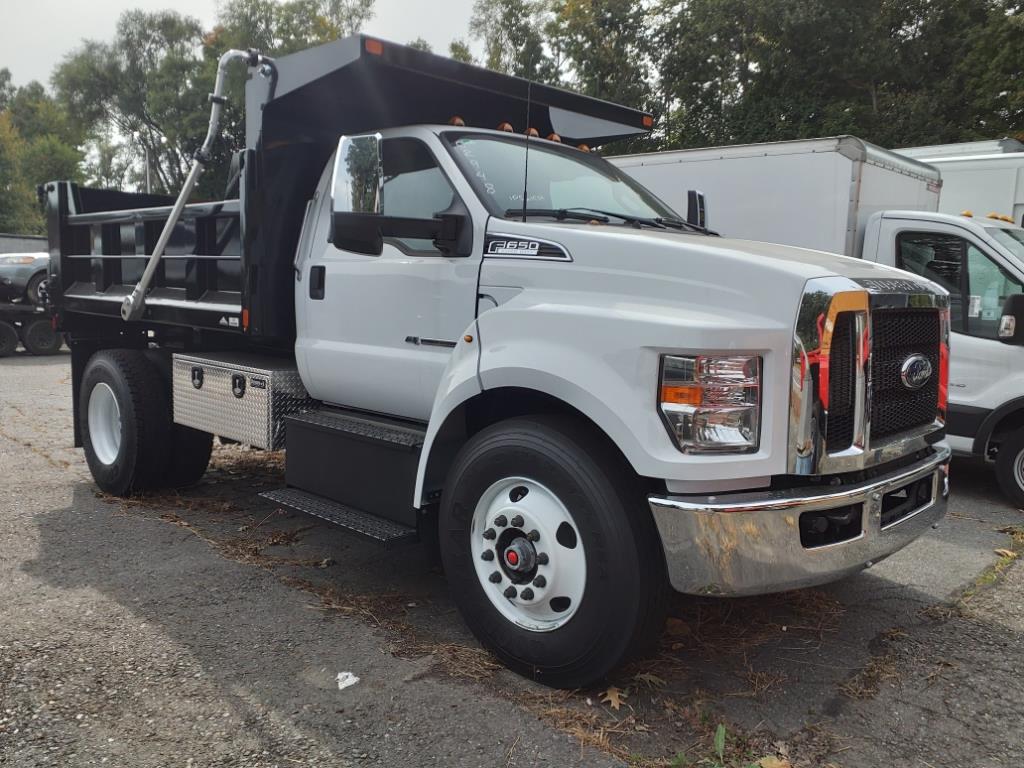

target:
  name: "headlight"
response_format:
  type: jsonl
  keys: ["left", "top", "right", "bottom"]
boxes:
{"left": 0, "top": 256, "right": 37, "bottom": 265}
{"left": 659, "top": 354, "right": 761, "bottom": 453}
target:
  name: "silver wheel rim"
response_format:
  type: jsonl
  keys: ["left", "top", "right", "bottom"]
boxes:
{"left": 471, "top": 477, "right": 586, "bottom": 632}
{"left": 88, "top": 382, "right": 122, "bottom": 466}
{"left": 1013, "top": 448, "right": 1024, "bottom": 491}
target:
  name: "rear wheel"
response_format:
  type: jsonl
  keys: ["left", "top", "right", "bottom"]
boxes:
{"left": 20, "top": 318, "right": 62, "bottom": 355}
{"left": 0, "top": 322, "right": 18, "bottom": 357}
{"left": 995, "top": 428, "right": 1024, "bottom": 508}
{"left": 80, "top": 350, "right": 171, "bottom": 496}
{"left": 165, "top": 425, "right": 214, "bottom": 488}
{"left": 439, "top": 415, "right": 667, "bottom": 688}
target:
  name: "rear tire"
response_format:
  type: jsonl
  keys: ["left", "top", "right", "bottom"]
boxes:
{"left": 165, "top": 425, "right": 214, "bottom": 488}
{"left": 995, "top": 428, "right": 1024, "bottom": 508}
{"left": 20, "top": 318, "right": 62, "bottom": 355}
{"left": 439, "top": 415, "right": 668, "bottom": 688}
{"left": 0, "top": 322, "right": 18, "bottom": 357}
{"left": 80, "top": 350, "right": 171, "bottom": 496}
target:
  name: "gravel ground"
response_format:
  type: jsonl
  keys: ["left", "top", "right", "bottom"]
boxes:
{"left": 2, "top": 350, "right": 1023, "bottom": 767}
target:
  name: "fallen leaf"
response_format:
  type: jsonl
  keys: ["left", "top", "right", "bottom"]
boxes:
{"left": 665, "top": 618, "right": 691, "bottom": 637}
{"left": 758, "top": 757, "right": 793, "bottom": 768}
{"left": 994, "top": 548, "right": 1018, "bottom": 559}
{"left": 634, "top": 672, "right": 666, "bottom": 688}
{"left": 601, "top": 686, "right": 628, "bottom": 710}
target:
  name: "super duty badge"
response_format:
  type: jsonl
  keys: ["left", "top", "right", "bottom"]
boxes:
{"left": 484, "top": 235, "right": 571, "bottom": 261}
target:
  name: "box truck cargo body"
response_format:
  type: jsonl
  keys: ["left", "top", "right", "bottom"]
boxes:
{"left": 611, "top": 136, "right": 942, "bottom": 256}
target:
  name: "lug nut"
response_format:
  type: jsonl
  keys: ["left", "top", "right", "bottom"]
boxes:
{"left": 503, "top": 586, "right": 517, "bottom": 598}
{"left": 520, "top": 588, "right": 534, "bottom": 601}
{"left": 511, "top": 515, "right": 524, "bottom": 528}
{"left": 483, "top": 528, "right": 496, "bottom": 540}
{"left": 527, "top": 529, "right": 540, "bottom": 542}
{"left": 536, "top": 552, "right": 549, "bottom": 565}
{"left": 481, "top": 549, "right": 494, "bottom": 561}
{"left": 494, "top": 514, "right": 508, "bottom": 527}
{"left": 532, "top": 575, "right": 546, "bottom": 588}
{"left": 488, "top": 571, "right": 502, "bottom": 583}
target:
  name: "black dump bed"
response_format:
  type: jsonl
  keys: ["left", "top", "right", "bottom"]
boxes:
{"left": 46, "top": 35, "right": 652, "bottom": 345}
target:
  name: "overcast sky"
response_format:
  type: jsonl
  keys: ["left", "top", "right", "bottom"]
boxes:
{"left": 0, "top": 0, "right": 478, "bottom": 87}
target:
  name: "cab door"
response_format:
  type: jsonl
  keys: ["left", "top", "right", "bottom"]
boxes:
{"left": 295, "top": 136, "right": 480, "bottom": 421}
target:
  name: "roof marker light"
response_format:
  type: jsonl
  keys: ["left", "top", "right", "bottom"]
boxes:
{"left": 547, "top": 133, "right": 561, "bottom": 143}
{"left": 576, "top": 143, "right": 590, "bottom": 152}
{"left": 525, "top": 127, "right": 539, "bottom": 137}
{"left": 497, "top": 122, "right": 514, "bottom": 132}
{"left": 961, "top": 210, "right": 974, "bottom": 217}
{"left": 642, "top": 114, "right": 654, "bottom": 128}
{"left": 365, "top": 38, "right": 384, "bottom": 55}
{"left": 449, "top": 116, "right": 465, "bottom": 126}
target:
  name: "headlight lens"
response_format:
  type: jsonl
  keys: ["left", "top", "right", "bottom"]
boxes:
{"left": 659, "top": 354, "right": 761, "bottom": 453}
{"left": 0, "top": 255, "right": 37, "bottom": 265}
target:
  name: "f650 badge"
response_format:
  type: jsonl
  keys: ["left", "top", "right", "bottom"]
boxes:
{"left": 487, "top": 239, "right": 540, "bottom": 257}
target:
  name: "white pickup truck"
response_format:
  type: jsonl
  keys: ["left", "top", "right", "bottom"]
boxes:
{"left": 46, "top": 40, "right": 955, "bottom": 687}
{"left": 613, "top": 137, "right": 1024, "bottom": 504}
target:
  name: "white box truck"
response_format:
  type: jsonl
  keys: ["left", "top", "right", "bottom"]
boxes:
{"left": 612, "top": 137, "right": 1024, "bottom": 503}
{"left": 47, "top": 46, "right": 957, "bottom": 687}
{"left": 896, "top": 142, "right": 1024, "bottom": 227}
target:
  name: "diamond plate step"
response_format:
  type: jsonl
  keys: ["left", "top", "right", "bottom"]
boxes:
{"left": 260, "top": 488, "right": 418, "bottom": 547}
{"left": 286, "top": 408, "right": 425, "bottom": 450}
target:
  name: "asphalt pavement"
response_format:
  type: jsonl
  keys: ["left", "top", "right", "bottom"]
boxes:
{"left": 1, "top": 351, "right": 1022, "bottom": 767}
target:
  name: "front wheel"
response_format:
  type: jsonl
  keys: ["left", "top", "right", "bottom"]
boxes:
{"left": 995, "top": 428, "right": 1024, "bottom": 508}
{"left": 439, "top": 416, "right": 667, "bottom": 688}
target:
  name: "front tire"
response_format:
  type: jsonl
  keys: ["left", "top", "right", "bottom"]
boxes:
{"left": 80, "top": 350, "right": 171, "bottom": 496}
{"left": 25, "top": 272, "right": 46, "bottom": 305}
{"left": 439, "top": 415, "right": 667, "bottom": 688}
{"left": 995, "top": 428, "right": 1024, "bottom": 508}
{"left": 165, "top": 425, "right": 213, "bottom": 488}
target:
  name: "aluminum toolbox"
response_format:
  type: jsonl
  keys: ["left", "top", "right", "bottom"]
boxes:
{"left": 172, "top": 352, "right": 313, "bottom": 450}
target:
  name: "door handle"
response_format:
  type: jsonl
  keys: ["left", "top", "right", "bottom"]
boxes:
{"left": 309, "top": 265, "right": 325, "bottom": 300}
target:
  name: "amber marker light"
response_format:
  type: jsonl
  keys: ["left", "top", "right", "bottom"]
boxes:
{"left": 660, "top": 385, "right": 703, "bottom": 407}
{"left": 449, "top": 116, "right": 465, "bottom": 126}
{"left": 365, "top": 38, "right": 384, "bottom": 55}
{"left": 497, "top": 122, "right": 514, "bottom": 132}
{"left": 642, "top": 114, "right": 654, "bottom": 128}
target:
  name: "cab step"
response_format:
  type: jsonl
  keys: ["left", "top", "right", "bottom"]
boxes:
{"left": 260, "top": 488, "right": 418, "bottom": 548}
{"left": 286, "top": 408, "right": 425, "bottom": 448}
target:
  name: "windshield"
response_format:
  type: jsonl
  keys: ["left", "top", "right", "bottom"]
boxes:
{"left": 444, "top": 132, "right": 680, "bottom": 222}
{"left": 990, "top": 227, "right": 1024, "bottom": 261}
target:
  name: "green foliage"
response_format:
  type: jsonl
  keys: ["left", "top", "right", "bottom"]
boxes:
{"left": 448, "top": 39, "right": 476, "bottom": 64}
{"left": 407, "top": 37, "right": 433, "bottom": 53}
{"left": 469, "top": 0, "right": 559, "bottom": 82}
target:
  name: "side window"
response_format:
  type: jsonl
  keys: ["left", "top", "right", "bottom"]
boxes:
{"left": 965, "top": 245, "right": 1024, "bottom": 339}
{"left": 896, "top": 232, "right": 965, "bottom": 332}
{"left": 381, "top": 138, "right": 456, "bottom": 253}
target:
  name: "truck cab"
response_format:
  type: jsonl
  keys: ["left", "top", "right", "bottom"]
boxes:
{"left": 864, "top": 210, "right": 1024, "bottom": 500}
{"left": 44, "top": 38, "right": 952, "bottom": 687}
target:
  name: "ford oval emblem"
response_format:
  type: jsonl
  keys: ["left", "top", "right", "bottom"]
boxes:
{"left": 900, "top": 354, "right": 933, "bottom": 390}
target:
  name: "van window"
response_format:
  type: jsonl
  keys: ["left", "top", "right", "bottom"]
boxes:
{"left": 897, "top": 231, "right": 1024, "bottom": 339}
{"left": 381, "top": 138, "right": 457, "bottom": 253}
{"left": 896, "top": 232, "right": 965, "bottom": 332}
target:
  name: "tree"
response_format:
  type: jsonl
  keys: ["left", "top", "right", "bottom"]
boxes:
{"left": 0, "top": 69, "right": 14, "bottom": 112}
{"left": 469, "top": 0, "right": 559, "bottom": 82}
{"left": 449, "top": 39, "right": 476, "bottom": 64}
{"left": 407, "top": 37, "right": 433, "bottom": 52}
{"left": 0, "top": 114, "right": 42, "bottom": 234}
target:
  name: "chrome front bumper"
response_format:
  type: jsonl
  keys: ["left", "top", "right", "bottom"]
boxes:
{"left": 649, "top": 446, "right": 951, "bottom": 596}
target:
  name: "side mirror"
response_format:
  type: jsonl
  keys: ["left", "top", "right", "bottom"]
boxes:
{"left": 999, "top": 294, "right": 1024, "bottom": 345}
{"left": 687, "top": 189, "right": 707, "bottom": 230}
{"left": 330, "top": 133, "right": 469, "bottom": 256}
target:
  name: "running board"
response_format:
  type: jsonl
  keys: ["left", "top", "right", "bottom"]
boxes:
{"left": 260, "top": 488, "right": 418, "bottom": 548}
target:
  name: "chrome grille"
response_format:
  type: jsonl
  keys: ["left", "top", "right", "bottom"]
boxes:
{"left": 826, "top": 312, "right": 857, "bottom": 451}
{"left": 869, "top": 309, "right": 940, "bottom": 441}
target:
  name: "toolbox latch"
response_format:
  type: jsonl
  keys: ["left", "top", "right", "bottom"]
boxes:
{"left": 231, "top": 373, "right": 246, "bottom": 398}
{"left": 191, "top": 367, "right": 204, "bottom": 389}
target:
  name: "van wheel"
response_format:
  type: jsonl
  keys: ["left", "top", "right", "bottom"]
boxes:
{"left": 166, "top": 425, "right": 214, "bottom": 488}
{"left": 0, "top": 322, "right": 18, "bottom": 357}
{"left": 20, "top": 318, "right": 62, "bottom": 355}
{"left": 439, "top": 415, "right": 667, "bottom": 689}
{"left": 995, "top": 428, "right": 1024, "bottom": 508}
{"left": 80, "top": 350, "right": 171, "bottom": 496}
{"left": 25, "top": 272, "right": 46, "bottom": 305}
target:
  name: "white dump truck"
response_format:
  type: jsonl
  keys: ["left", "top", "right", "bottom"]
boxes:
{"left": 46, "top": 44, "right": 955, "bottom": 686}
{"left": 612, "top": 136, "right": 1024, "bottom": 503}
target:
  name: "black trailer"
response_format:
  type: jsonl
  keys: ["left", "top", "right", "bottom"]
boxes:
{"left": 0, "top": 303, "right": 62, "bottom": 357}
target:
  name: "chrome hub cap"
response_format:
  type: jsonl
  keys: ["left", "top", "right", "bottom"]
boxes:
{"left": 471, "top": 477, "right": 586, "bottom": 632}
{"left": 88, "top": 382, "right": 122, "bottom": 466}
{"left": 1013, "top": 447, "right": 1024, "bottom": 491}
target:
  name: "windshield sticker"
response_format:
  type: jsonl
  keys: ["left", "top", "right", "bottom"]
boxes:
{"left": 484, "top": 234, "right": 571, "bottom": 261}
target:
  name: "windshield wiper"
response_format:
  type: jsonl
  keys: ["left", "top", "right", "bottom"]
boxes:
{"left": 504, "top": 208, "right": 610, "bottom": 223}
{"left": 654, "top": 216, "right": 718, "bottom": 236}
{"left": 561, "top": 207, "right": 667, "bottom": 229}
